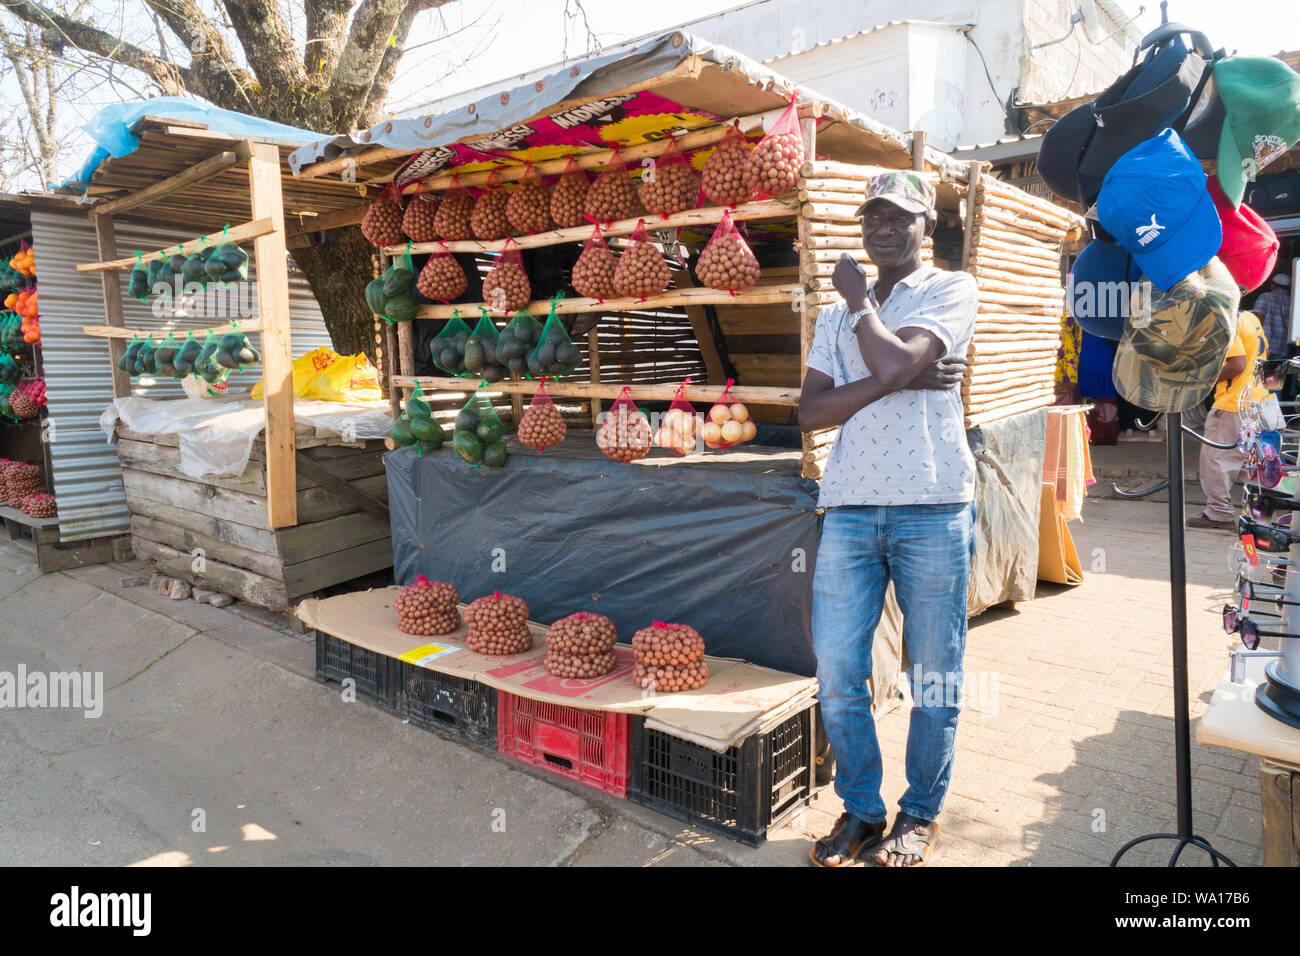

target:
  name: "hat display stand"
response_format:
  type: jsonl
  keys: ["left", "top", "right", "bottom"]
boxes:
{"left": 1109, "top": 408, "right": 1238, "bottom": 865}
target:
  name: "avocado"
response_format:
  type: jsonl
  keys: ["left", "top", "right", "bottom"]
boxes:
{"left": 169, "top": 252, "right": 187, "bottom": 273}
{"left": 384, "top": 295, "right": 418, "bottom": 323}
{"left": 409, "top": 416, "right": 444, "bottom": 443}
{"left": 507, "top": 356, "right": 526, "bottom": 375}
{"left": 218, "top": 333, "right": 243, "bottom": 351}
{"left": 364, "top": 278, "right": 388, "bottom": 316}
{"left": 182, "top": 253, "right": 207, "bottom": 284}
{"left": 439, "top": 347, "right": 460, "bottom": 371}
{"left": 128, "top": 275, "right": 149, "bottom": 299}
{"left": 407, "top": 395, "right": 431, "bottom": 418}
{"left": 481, "top": 364, "right": 506, "bottom": 383}
{"left": 499, "top": 339, "right": 524, "bottom": 361}
{"left": 198, "top": 245, "right": 216, "bottom": 263}
{"left": 147, "top": 259, "right": 164, "bottom": 283}
{"left": 482, "top": 441, "right": 508, "bottom": 469}
{"left": 464, "top": 340, "right": 484, "bottom": 372}
{"left": 453, "top": 431, "right": 484, "bottom": 465}
{"left": 390, "top": 417, "right": 415, "bottom": 446}
{"left": 545, "top": 326, "right": 566, "bottom": 346}
{"left": 556, "top": 343, "right": 581, "bottom": 367}
{"left": 236, "top": 346, "right": 259, "bottom": 366}
{"left": 173, "top": 352, "right": 193, "bottom": 376}
{"left": 136, "top": 344, "right": 156, "bottom": 375}
{"left": 476, "top": 417, "right": 504, "bottom": 444}
{"left": 526, "top": 352, "right": 542, "bottom": 375}
{"left": 204, "top": 256, "right": 225, "bottom": 279}
{"left": 454, "top": 408, "right": 479, "bottom": 433}
{"left": 383, "top": 268, "right": 415, "bottom": 297}
{"left": 415, "top": 437, "right": 443, "bottom": 456}
{"left": 219, "top": 268, "right": 243, "bottom": 283}
{"left": 215, "top": 347, "right": 240, "bottom": 370}
{"left": 197, "top": 337, "right": 218, "bottom": 370}
{"left": 536, "top": 343, "right": 556, "bottom": 367}
{"left": 514, "top": 323, "right": 535, "bottom": 345}
{"left": 201, "top": 364, "right": 225, "bottom": 384}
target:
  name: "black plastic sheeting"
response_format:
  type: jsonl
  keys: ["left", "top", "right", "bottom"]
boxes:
{"left": 387, "top": 408, "right": 1045, "bottom": 680}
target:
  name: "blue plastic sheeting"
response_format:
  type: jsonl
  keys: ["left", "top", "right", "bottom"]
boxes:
{"left": 70, "top": 96, "right": 322, "bottom": 188}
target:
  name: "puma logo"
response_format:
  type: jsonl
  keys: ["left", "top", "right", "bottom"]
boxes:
{"left": 1136, "top": 215, "right": 1163, "bottom": 246}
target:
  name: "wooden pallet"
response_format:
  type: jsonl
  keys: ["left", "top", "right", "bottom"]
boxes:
{"left": 0, "top": 505, "right": 124, "bottom": 572}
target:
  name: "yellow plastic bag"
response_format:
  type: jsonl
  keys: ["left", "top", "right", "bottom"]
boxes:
{"left": 251, "top": 348, "right": 383, "bottom": 403}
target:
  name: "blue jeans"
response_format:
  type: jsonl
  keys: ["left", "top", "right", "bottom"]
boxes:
{"left": 811, "top": 502, "right": 975, "bottom": 823}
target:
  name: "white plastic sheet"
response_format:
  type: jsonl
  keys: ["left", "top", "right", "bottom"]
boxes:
{"left": 100, "top": 396, "right": 392, "bottom": 478}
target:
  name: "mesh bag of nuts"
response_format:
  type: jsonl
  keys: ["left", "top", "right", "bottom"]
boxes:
{"left": 695, "top": 209, "right": 762, "bottom": 293}
{"left": 361, "top": 183, "right": 406, "bottom": 247}
{"left": 631, "top": 621, "right": 708, "bottom": 691}
{"left": 703, "top": 378, "right": 756, "bottom": 450}
{"left": 654, "top": 378, "right": 702, "bottom": 456}
{"left": 701, "top": 121, "right": 756, "bottom": 206}
{"left": 545, "top": 611, "right": 618, "bottom": 655}
{"left": 550, "top": 157, "right": 590, "bottom": 228}
{"left": 743, "top": 96, "right": 805, "bottom": 198}
{"left": 639, "top": 135, "right": 701, "bottom": 217}
{"left": 496, "top": 308, "right": 541, "bottom": 377}
{"left": 470, "top": 172, "right": 515, "bottom": 241}
{"left": 527, "top": 295, "right": 582, "bottom": 378}
{"left": 6, "top": 461, "right": 43, "bottom": 507}
{"left": 518, "top": 377, "right": 567, "bottom": 452}
{"left": 596, "top": 386, "right": 652, "bottom": 463}
{"left": 393, "top": 575, "right": 462, "bottom": 636}
{"left": 431, "top": 309, "right": 472, "bottom": 376}
{"left": 20, "top": 492, "right": 56, "bottom": 519}
{"left": 465, "top": 591, "right": 533, "bottom": 655}
{"left": 401, "top": 190, "right": 441, "bottom": 242}
{"left": 584, "top": 151, "right": 642, "bottom": 225}
{"left": 570, "top": 223, "right": 618, "bottom": 301}
{"left": 433, "top": 177, "right": 475, "bottom": 240}
{"left": 482, "top": 239, "right": 531, "bottom": 315}
{"left": 546, "top": 650, "right": 617, "bottom": 680}
{"left": 505, "top": 165, "right": 553, "bottom": 235}
{"left": 612, "top": 220, "right": 671, "bottom": 299}
{"left": 416, "top": 242, "right": 468, "bottom": 302}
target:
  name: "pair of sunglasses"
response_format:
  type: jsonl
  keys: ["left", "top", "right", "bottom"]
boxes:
{"left": 1234, "top": 571, "right": 1300, "bottom": 612}
{"left": 1238, "top": 514, "right": 1300, "bottom": 556}
{"left": 1230, "top": 547, "right": 1297, "bottom": 585}
{"left": 1244, "top": 483, "right": 1300, "bottom": 522}
{"left": 1243, "top": 437, "right": 1298, "bottom": 488}
{"left": 1222, "top": 603, "right": 1300, "bottom": 650}
{"left": 1259, "top": 359, "right": 1300, "bottom": 391}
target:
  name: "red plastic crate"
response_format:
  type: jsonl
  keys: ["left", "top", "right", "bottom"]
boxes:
{"left": 496, "top": 691, "right": 629, "bottom": 798}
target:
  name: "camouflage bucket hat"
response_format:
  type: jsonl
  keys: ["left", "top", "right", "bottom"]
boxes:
{"left": 1112, "top": 256, "right": 1240, "bottom": 412}
{"left": 855, "top": 170, "right": 937, "bottom": 217}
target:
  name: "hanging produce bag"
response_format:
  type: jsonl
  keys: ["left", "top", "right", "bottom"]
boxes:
{"left": 367, "top": 244, "right": 418, "bottom": 323}
{"left": 127, "top": 252, "right": 150, "bottom": 301}
{"left": 597, "top": 385, "right": 652, "bottom": 463}
{"left": 431, "top": 309, "right": 473, "bottom": 376}
{"left": 655, "top": 377, "right": 702, "bottom": 455}
{"left": 506, "top": 164, "right": 553, "bottom": 234}
{"left": 153, "top": 331, "right": 182, "bottom": 378}
{"left": 181, "top": 238, "right": 211, "bottom": 287}
{"left": 528, "top": 293, "right": 581, "bottom": 378}
{"left": 497, "top": 308, "right": 542, "bottom": 376}
{"left": 402, "top": 188, "right": 441, "bottom": 242}
{"left": 453, "top": 381, "right": 507, "bottom": 468}
{"left": 550, "top": 157, "right": 590, "bottom": 228}
{"left": 172, "top": 331, "right": 203, "bottom": 377}
{"left": 212, "top": 324, "right": 261, "bottom": 371}
{"left": 466, "top": 308, "right": 507, "bottom": 382}
{"left": 210, "top": 225, "right": 250, "bottom": 284}
{"left": 744, "top": 94, "right": 804, "bottom": 198}
{"left": 194, "top": 331, "right": 232, "bottom": 386}
{"left": 518, "top": 377, "right": 566, "bottom": 452}
{"left": 639, "top": 134, "right": 700, "bottom": 217}
{"left": 585, "top": 149, "right": 642, "bottom": 224}
{"left": 696, "top": 210, "right": 762, "bottom": 293}
{"left": 134, "top": 333, "right": 158, "bottom": 376}
{"left": 482, "top": 238, "right": 530, "bottom": 315}
{"left": 399, "top": 381, "right": 445, "bottom": 455}
{"left": 146, "top": 254, "right": 168, "bottom": 294}
{"left": 118, "top": 333, "right": 141, "bottom": 375}
{"left": 571, "top": 223, "right": 618, "bottom": 301}
{"left": 704, "top": 378, "right": 755, "bottom": 449}
{"left": 361, "top": 182, "right": 406, "bottom": 247}
{"left": 612, "top": 219, "right": 670, "bottom": 299}
{"left": 470, "top": 170, "right": 514, "bottom": 241}
{"left": 416, "top": 241, "right": 468, "bottom": 302}
{"left": 702, "top": 121, "right": 757, "bottom": 206}
{"left": 433, "top": 175, "right": 475, "bottom": 240}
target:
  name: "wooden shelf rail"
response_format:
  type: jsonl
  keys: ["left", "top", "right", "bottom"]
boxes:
{"left": 392, "top": 376, "right": 799, "bottom": 406}
{"left": 414, "top": 283, "right": 801, "bottom": 319}
{"left": 82, "top": 320, "right": 263, "bottom": 340}
{"left": 76, "top": 217, "right": 277, "bottom": 272}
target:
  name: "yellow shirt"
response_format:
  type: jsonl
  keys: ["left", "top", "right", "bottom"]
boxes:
{"left": 1214, "top": 311, "right": 1270, "bottom": 412}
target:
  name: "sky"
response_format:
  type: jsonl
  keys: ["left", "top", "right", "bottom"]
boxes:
{"left": 4, "top": 0, "right": 1300, "bottom": 187}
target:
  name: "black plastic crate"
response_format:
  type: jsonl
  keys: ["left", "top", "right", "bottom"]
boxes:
{"left": 628, "top": 703, "right": 816, "bottom": 847}
{"left": 314, "top": 630, "right": 391, "bottom": 703}
{"left": 396, "top": 660, "right": 497, "bottom": 746}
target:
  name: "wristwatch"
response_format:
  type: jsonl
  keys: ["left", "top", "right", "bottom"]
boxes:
{"left": 847, "top": 305, "right": 873, "bottom": 332}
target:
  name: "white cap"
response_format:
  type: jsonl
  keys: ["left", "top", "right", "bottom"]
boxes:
{"left": 1274, "top": 273, "right": 1291, "bottom": 287}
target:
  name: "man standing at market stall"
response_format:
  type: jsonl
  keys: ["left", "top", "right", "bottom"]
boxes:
{"left": 798, "top": 171, "right": 978, "bottom": 868}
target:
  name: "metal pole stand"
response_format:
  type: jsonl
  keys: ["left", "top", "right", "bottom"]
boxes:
{"left": 1110, "top": 412, "right": 1237, "bottom": 866}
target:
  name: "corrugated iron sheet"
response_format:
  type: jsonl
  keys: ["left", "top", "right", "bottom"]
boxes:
{"left": 30, "top": 207, "right": 332, "bottom": 542}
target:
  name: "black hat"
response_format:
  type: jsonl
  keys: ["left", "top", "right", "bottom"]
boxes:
{"left": 1180, "top": 76, "right": 1225, "bottom": 160}
{"left": 1037, "top": 103, "right": 1098, "bottom": 207}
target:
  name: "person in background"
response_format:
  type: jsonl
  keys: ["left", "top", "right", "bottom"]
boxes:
{"left": 1254, "top": 273, "right": 1292, "bottom": 361}
{"left": 1187, "top": 311, "right": 1269, "bottom": 530}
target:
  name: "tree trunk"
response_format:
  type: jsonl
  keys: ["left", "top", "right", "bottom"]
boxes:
{"left": 289, "top": 225, "right": 378, "bottom": 364}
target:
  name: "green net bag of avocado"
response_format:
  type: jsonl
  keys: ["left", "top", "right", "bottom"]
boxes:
{"left": 497, "top": 308, "right": 542, "bottom": 378}
{"left": 396, "top": 381, "right": 445, "bottom": 455}
{"left": 119, "top": 333, "right": 143, "bottom": 376}
{"left": 527, "top": 292, "right": 581, "bottom": 378}
{"left": 465, "top": 307, "right": 507, "bottom": 383}
{"left": 376, "top": 243, "right": 417, "bottom": 324}
{"left": 213, "top": 324, "right": 261, "bottom": 371}
{"left": 208, "top": 224, "right": 249, "bottom": 284}
{"left": 194, "top": 331, "right": 231, "bottom": 386}
{"left": 172, "top": 331, "right": 202, "bottom": 377}
{"left": 134, "top": 333, "right": 158, "bottom": 376}
{"left": 127, "top": 251, "right": 151, "bottom": 301}
{"left": 431, "top": 309, "right": 472, "bottom": 376}
{"left": 153, "top": 331, "right": 182, "bottom": 378}
{"left": 182, "top": 237, "right": 211, "bottom": 288}
{"left": 453, "top": 381, "right": 507, "bottom": 468}
{"left": 145, "top": 253, "right": 169, "bottom": 297}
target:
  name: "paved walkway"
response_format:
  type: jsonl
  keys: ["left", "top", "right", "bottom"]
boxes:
{"left": 0, "top": 492, "right": 1263, "bottom": 866}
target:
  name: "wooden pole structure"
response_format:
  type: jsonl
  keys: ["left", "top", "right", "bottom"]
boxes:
{"left": 93, "top": 215, "right": 132, "bottom": 399}
{"left": 797, "top": 114, "right": 819, "bottom": 478}
{"left": 911, "top": 130, "right": 927, "bottom": 172}
{"left": 248, "top": 142, "right": 297, "bottom": 528}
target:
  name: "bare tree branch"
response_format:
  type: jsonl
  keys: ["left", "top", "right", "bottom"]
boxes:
{"left": 219, "top": 0, "right": 305, "bottom": 92}
{"left": 358, "top": 0, "right": 453, "bottom": 125}
{"left": 140, "top": 0, "right": 259, "bottom": 108}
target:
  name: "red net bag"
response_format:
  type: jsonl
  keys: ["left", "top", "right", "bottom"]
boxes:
{"left": 470, "top": 170, "right": 514, "bottom": 240}
{"left": 465, "top": 591, "right": 533, "bottom": 655}
{"left": 518, "top": 377, "right": 567, "bottom": 452}
{"left": 631, "top": 621, "right": 709, "bottom": 691}
{"left": 433, "top": 175, "right": 475, "bottom": 240}
{"left": 702, "top": 121, "right": 756, "bottom": 206}
{"left": 654, "top": 377, "right": 702, "bottom": 456}
{"left": 416, "top": 241, "right": 468, "bottom": 302}
{"left": 361, "top": 183, "right": 406, "bottom": 247}
{"left": 703, "top": 379, "right": 756, "bottom": 450}
{"left": 571, "top": 223, "right": 618, "bottom": 300}
{"left": 596, "top": 386, "right": 652, "bottom": 463}
{"left": 401, "top": 187, "right": 441, "bottom": 242}
{"left": 506, "top": 164, "right": 553, "bottom": 234}
{"left": 550, "top": 157, "right": 590, "bottom": 228}
{"left": 482, "top": 238, "right": 531, "bottom": 315}
{"left": 545, "top": 611, "right": 619, "bottom": 679}
{"left": 743, "top": 95, "right": 804, "bottom": 198}
{"left": 584, "top": 149, "right": 642, "bottom": 224}
{"left": 6, "top": 461, "right": 43, "bottom": 506}
{"left": 612, "top": 219, "right": 670, "bottom": 299}
{"left": 696, "top": 209, "right": 761, "bottom": 293}
{"left": 393, "top": 575, "right": 462, "bottom": 636}
{"left": 20, "top": 492, "right": 56, "bottom": 519}
{"left": 639, "top": 134, "right": 700, "bottom": 217}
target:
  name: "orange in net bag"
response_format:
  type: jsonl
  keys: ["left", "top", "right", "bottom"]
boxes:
{"left": 654, "top": 376, "right": 702, "bottom": 456}
{"left": 703, "top": 378, "right": 756, "bottom": 449}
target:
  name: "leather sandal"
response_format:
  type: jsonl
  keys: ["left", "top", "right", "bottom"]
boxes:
{"left": 874, "top": 814, "right": 937, "bottom": 867}
{"left": 809, "top": 812, "right": 886, "bottom": 867}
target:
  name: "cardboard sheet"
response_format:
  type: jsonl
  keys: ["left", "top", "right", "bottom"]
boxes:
{"left": 298, "top": 587, "right": 819, "bottom": 752}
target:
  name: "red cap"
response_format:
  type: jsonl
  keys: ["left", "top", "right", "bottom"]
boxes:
{"left": 1208, "top": 174, "right": 1279, "bottom": 293}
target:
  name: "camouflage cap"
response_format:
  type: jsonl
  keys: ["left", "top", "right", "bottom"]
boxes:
{"left": 855, "top": 170, "right": 937, "bottom": 218}
{"left": 1111, "top": 256, "right": 1240, "bottom": 412}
